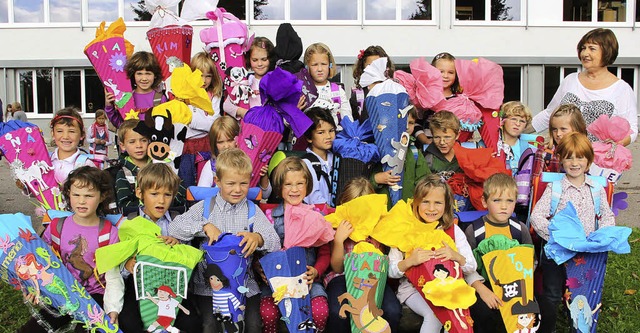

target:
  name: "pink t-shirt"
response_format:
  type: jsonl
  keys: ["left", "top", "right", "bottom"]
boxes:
{"left": 43, "top": 215, "right": 119, "bottom": 294}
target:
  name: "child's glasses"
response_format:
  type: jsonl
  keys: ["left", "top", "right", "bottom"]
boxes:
{"left": 433, "top": 135, "right": 455, "bottom": 143}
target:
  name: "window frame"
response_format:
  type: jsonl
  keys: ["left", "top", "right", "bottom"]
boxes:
{"left": 453, "top": 0, "right": 526, "bottom": 26}
{"left": 16, "top": 68, "right": 55, "bottom": 116}
{"left": 562, "top": 0, "right": 633, "bottom": 24}
{"left": 501, "top": 65, "right": 524, "bottom": 102}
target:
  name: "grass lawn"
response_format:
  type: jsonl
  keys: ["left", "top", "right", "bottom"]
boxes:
{"left": 1, "top": 229, "right": 639, "bottom": 332}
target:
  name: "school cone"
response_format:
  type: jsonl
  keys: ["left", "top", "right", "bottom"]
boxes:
{"left": 84, "top": 18, "right": 136, "bottom": 120}
{"left": 147, "top": 25, "right": 194, "bottom": 81}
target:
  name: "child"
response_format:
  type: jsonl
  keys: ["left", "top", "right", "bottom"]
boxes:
{"left": 168, "top": 148, "right": 280, "bottom": 333}
{"left": 325, "top": 177, "right": 402, "bottom": 332}
{"left": 191, "top": 51, "right": 223, "bottom": 116}
{"left": 531, "top": 104, "right": 587, "bottom": 180}
{"left": 529, "top": 132, "right": 614, "bottom": 333}
{"left": 304, "top": 42, "right": 352, "bottom": 126}
{"left": 302, "top": 107, "right": 336, "bottom": 205}
{"left": 19, "top": 166, "right": 123, "bottom": 333}
{"left": 223, "top": 37, "right": 274, "bottom": 119}
{"left": 464, "top": 173, "right": 533, "bottom": 333}
{"left": 498, "top": 101, "right": 534, "bottom": 174}
{"left": 198, "top": 116, "right": 239, "bottom": 187}
{"left": 118, "top": 163, "right": 187, "bottom": 333}
{"left": 114, "top": 119, "right": 151, "bottom": 212}
{"left": 423, "top": 110, "right": 462, "bottom": 177}
{"left": 351, "top": 45, "right": 396, "bottom": 120}
{"left": 372, "top": 106, "right": 429, "bottom": 208}
{"left": 259, "top": 156, "right": 330, "bottom": 332}
{"left": 50, "top": 107, "right": 98, "bottom": 185}
{"left": 388, "top": 175, "right": 477, "bottom": 333}
{"left": 87, "top": 109, "right": 113, "bottom": 157}
{"left": 145, "top": 285, "right": 190, "bottom": 333}
{"left": 105, "top": 51, "right": 166, "bottom": 127}
{"left": 177, "top": 52, "right": 224, "bottom": 188}
{"left": 198, "top": 116, "right": 272, "bottom": 196}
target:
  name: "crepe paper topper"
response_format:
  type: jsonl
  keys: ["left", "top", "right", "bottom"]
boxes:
{"left": 332, "top": 117, "right": 380, "bottom": 163}
{"left": 325, "top": 194, "right": 388, "bottom": 243}
{"left": 84, "top": 18, "right": 134, "bottom": 57}
{"left": 143, "top": 0, "right": 187, "bottom": 28}
{"left": 167, "top": 64, "right": 213, "bottom": 116}
{"left": 393, "top": 57, "right": 444, "bottom": 111}
{"left": 283, "top": 204, "right": 334, "bottom": 249}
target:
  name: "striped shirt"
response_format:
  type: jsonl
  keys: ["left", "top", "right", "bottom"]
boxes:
{"left": 212, "top": 290, "right": 241, "bottom": 316}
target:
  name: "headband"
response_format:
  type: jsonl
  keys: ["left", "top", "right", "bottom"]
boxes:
{"left": 50, "top": 115, "right": 82, "bottom": 128}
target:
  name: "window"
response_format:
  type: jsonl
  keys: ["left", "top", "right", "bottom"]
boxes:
{"left": 544, "top": 66, "right": 580, "bottom": 107}
{"left": 0, "top": 0, "right": 9, "bottom": 23}
{"left": 637, "top": 0, "right": 640, "bottom": 20}
{"left": 124, "top": 0, "right": 151, "bottom": 22}
{"left": 14, "top": 0, "right": 44, "bottom": 23}
{"left": 455, "top": 0, "right": 521, "bottom": 21}
{"left": 291, "top": 0, "right": 321, "bottom": 20}
{"left": 49, "top": 0, "right": 80, "bottom": 22}
{"left": 366, "top": 0, "right": 433, "bottom": 20}
{"left": 564, "top": 0, "right": 627, "bottom": 22}
{"left": 608, "top": 66, "right": 637, "bottom": 89}
{"left": 402, "top": 0, "right": 432, "bottom": 20}
{"left": 218, "top": 0, "right": 246, "bottom": 20}
{"left": 18, "top": 69, "right": 53, "bottom": 114}
{"left": 502, "top": 66, "right": 522, "bottom": 102}
{"left": 254, "top": 0, "right": 285, "bottom": 20}
{"left": 327, "top": 0, "right": 357, "bottom": 20}
{"left": 62, "top": 69, "right": 105, "bottom": 114}
{"left": 88, "top": 0, "right": 118, "bottom": 23}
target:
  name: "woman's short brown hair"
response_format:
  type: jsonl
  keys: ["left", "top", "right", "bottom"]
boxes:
{"left": 270, "top": 156, "right": 313, "bottom": 198}
{"left": 577, "top": 28, "right": 619, "bottom": 67}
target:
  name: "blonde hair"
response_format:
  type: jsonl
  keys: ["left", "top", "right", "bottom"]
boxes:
{"left": 215, "top": 148, "right": 252, "bottom": 180}
{"left": 338, "top": 177, "right": 375, "bottom": 205}
{"left": 208, "top": 116, "right": 239, "bottom": 156}
{"left": 117, "top": 119, "right": 142, "bottom": 143}
{"left": 482, "top": 173, "right": 517, "bottom": 200}
{"left": 549, "top": 104, "right": 587, "bottom": 146}
{"left": 191, "top": 51, "right": 223, "bottom": 98}
{"left": 304, "top": 42, "right": 337, "bottom": 78}
{"left": 555, "top": 132, "right": 594, "bottom": 167}
{"left": 271, "top": 157, "right": 313, "bottom": 198}
{"left": 500, "top": 101, "right": 532, "bottom": 125}
{"left": 412, "top": 175, "right": 455, "bottom": 230}
{"left": 429, "top": 110, "right": 460, "bottom": 135}
{"left": 137, "top": 163, "right": 181, "bottom": 196}
{"left": 11, "top": 101, "right": 22, "bottom": 111}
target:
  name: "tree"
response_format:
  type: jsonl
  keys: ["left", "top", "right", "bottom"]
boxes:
{"left": 408, "top": 0, "right": 432, "bottom": 20}
{"left": 131, "top": 0, "right": 152, "bottom": 21}
{"left": 491, "top": 0, "right": 512, "bottom": 21}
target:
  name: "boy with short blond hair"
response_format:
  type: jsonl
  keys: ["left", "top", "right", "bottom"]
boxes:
{"left": 464, "top": 173, "right": 533, "bottom": 333}
{"left": 499, "top": 101, "right": 535, "bottom": 173}
{"left": 169, "top": 148, "right": 280, "bottom": 333}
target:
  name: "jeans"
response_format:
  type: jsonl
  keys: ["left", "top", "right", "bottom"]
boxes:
{"left": 536, "top": 248, "right": 566, "bottom": 333}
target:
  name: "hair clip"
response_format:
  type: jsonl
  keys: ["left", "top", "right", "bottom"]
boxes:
{"left": 357, "top": 49, "right": 365, "bottom": 60}
{"left": 260, "top": 41, "right": 266, "bottom": 49}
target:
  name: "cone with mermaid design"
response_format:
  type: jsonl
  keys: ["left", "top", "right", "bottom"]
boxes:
{"left": 0, "top": 213, "right": 122, "bottom": 332}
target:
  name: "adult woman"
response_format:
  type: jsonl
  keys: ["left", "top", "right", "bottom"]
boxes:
{"left": 531, "top": 28, "right": 637, "bottom": 146}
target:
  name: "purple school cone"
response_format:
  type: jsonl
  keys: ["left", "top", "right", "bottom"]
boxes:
{"left": 0, "top": 213, "right": 122, "bottom": 332}
{"left": 362, "top": 58, "right": 410, "bottom": 206}
{"left": 203, "top": 234, "right": 251, "bottom": 325}
{"left": 237, "top": 121, "right": 283, "bottom": 187}
{"left": 260, "top": 247, "right": 315, "bottom": 332}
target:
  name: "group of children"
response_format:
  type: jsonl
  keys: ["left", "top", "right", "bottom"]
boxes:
{"left": 10, "top": 34, "right": 622, "bottom": 333}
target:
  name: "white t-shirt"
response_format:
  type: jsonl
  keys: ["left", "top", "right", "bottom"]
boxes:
{"left": 532, "top": 72, "right": 638, "bottom": 141}
{"left": 157, "top": 298, "right": 179, "bottom": 318}
{"left": 311, "top": 82, "right": 353, "bottom": 128}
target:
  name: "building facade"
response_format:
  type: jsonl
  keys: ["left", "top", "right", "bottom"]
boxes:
{"left": 0, "top": 0, "right": 638, "bottom": 130}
